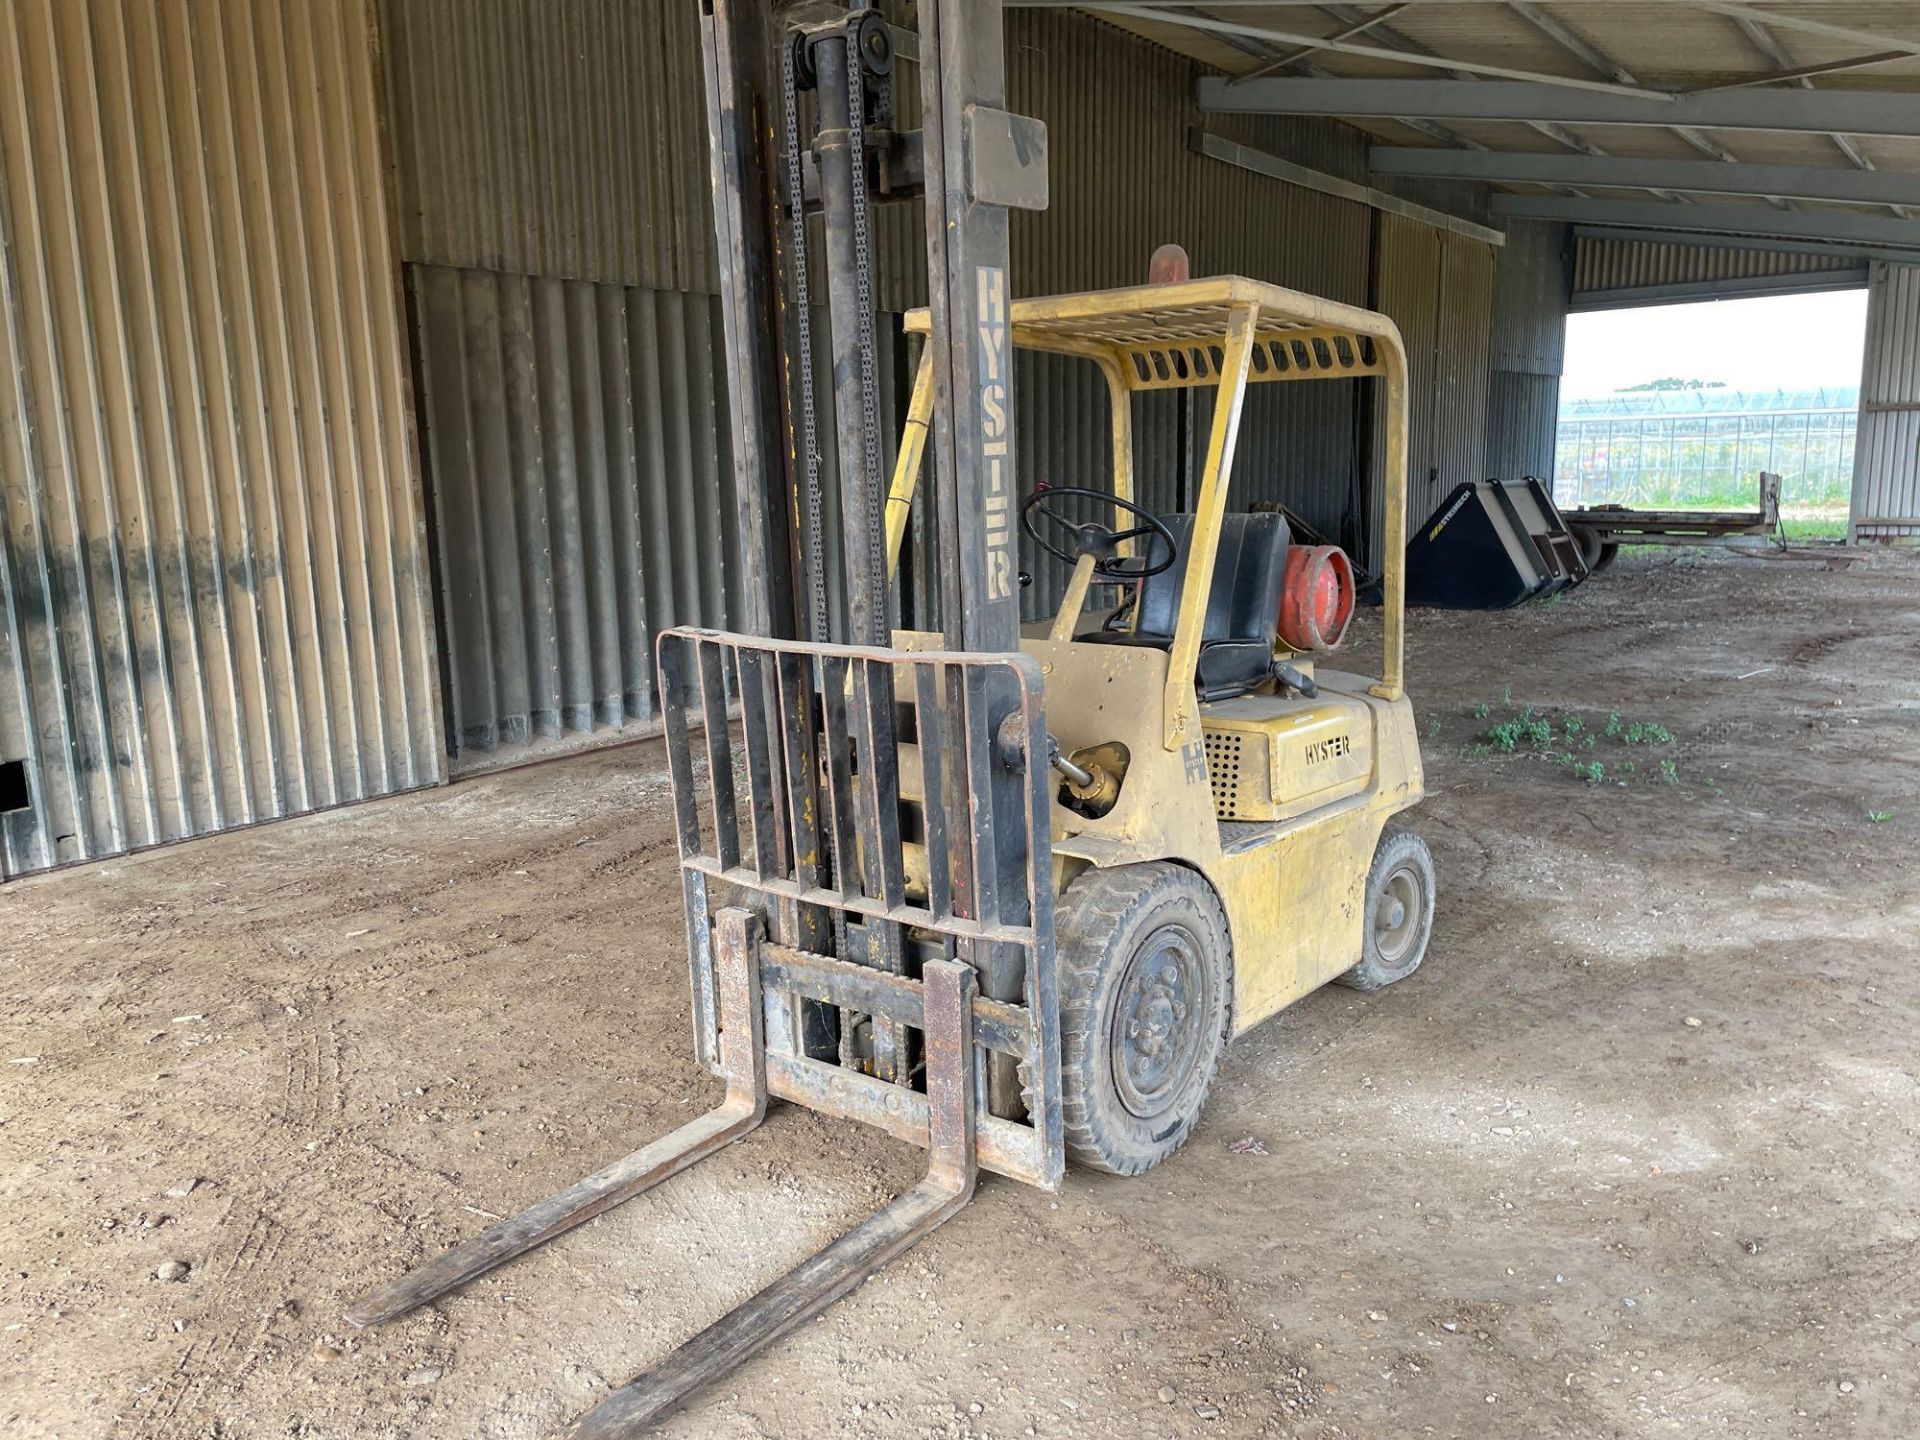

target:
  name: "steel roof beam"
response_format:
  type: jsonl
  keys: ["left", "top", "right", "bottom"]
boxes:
{"left": 1691, "top": 49, "right": 1915, "bottom": 93}
{"left": 1492, "top": 194, "right": 1920, "bottom": 249}
{"left": 1196, "top": 77, "right": 1920, "bottom": 137}
{"left": 1373, "top": 149, "right": 1920, "bottom": 208}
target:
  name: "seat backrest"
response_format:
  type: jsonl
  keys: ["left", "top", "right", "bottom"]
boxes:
{"left": 1133, "top": 511, "right": 1292, "bottom": 642}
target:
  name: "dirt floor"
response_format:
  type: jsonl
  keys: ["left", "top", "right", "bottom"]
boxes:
{"left": 4, "top": 547, "right": 1919, "bottom": 1440}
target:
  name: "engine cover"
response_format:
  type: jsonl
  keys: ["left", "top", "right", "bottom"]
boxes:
{"left": 1199, "top": 695, "right": 1373, "bottom": 822}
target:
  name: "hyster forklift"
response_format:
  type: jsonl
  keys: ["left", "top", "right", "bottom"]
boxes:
{"left": 347, "top": 1, "right": 1433, "bottom": 1433}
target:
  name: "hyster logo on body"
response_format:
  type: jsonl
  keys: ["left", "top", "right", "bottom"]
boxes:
{"left": 977, "top": 266, "right": 1014, "bottom": 601}
{"left": 1304, "top": 733, "right": 1352, "bottom": 766}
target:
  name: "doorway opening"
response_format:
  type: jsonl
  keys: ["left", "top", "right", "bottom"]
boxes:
{"left": 1556, "top": 289, "right": 1869, "bottom": 540}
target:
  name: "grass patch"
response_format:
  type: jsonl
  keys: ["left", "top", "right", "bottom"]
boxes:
{"left": 1462, "top": 695, "right": 1682, "bottom": 791}
{"left": 1485, "top": 711, "right": 1555, "bottom": 754}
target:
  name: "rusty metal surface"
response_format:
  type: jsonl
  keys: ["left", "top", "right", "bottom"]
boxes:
{"left": 344, "top": 905, "right": 768, "bottom": 1330}
{"left": 0, "top": 0, "right": 442, "bottom": 879}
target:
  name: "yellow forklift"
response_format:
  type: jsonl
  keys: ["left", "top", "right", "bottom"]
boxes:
{"left": 882, "top": 273, "right": 1434, "bottom": 1173}
{"left": 347, "top": 3, "right": 1432, "bottom": 1432}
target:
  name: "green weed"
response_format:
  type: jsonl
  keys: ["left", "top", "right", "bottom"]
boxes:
{"left": 1485, "top": 713, "right": 1554, "bottom": 753}
{"left": 1868, "top": 810, "right": 1894, "bottom": 824}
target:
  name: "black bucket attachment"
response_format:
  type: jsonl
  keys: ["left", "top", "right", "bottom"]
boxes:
{"left": 1405, "top": 477, "right": 1588, "bottom": 610}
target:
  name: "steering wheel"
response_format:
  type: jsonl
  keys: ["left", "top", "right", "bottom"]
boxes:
{"left": 1021, "top": 486, "right": 1178, "bottom": 581}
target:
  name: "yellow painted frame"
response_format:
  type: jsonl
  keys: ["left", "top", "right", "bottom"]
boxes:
{"left": 893, "top": 275, "right": 1410, "bottom": 750}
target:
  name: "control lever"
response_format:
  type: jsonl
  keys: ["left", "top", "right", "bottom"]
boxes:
{"left": 1272, "top": 660, "right": 1319, "bottom": 698}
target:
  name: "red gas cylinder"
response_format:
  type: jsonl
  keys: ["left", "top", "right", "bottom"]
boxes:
{"left": 1278, "top": 545, "right": 1355, "bottom": 652}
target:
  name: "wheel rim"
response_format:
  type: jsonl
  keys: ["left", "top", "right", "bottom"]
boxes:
{"left": 1110, "top": 922, "right": 1211, "bottom": 1121}
{"left": 1373, "top": 864, "right": 1424, "bottom": 965}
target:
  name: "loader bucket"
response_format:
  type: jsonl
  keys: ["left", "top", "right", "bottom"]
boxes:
{"left": 1404, "top": 477, "right": 1588, "bottom": 610}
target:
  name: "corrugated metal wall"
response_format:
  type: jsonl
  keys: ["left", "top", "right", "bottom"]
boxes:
{"left": 1373, "top": 215, "right": 1442, "bottom": 547}
{"left": 0, "top": 0, "right": 441, "bottom": 878}
{"left": 381, "top": 0, "right": 749, "bottom": 768}
{"left": 1573, "top": 233, "right": 1867, "bottom": 311}
{"left": 1371, "top": 216, "right": 1499, "bottom": 539}
{"left": 1486, "top": 219, "right": 1569, "bottom": 485}
{"left": 1851, "top": 261, "right": 1920, "bottom": 543}
{"left": 1436, "top": 238, "right": 1496, "bottom": 498}
{"left": 378, "top": 0, "right": 717, "bottom": 294}
{"left": 409, "top": 268, "right": 742, "bottom": 753}
{"left": 1486, "top": 372, "right": 1563, "bottom": 488}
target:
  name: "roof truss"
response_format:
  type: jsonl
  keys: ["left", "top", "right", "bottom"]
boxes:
{"left": 1372, "top": 149, "right": 1920, "bottom": 209}
{"left": 1196, "top": 77, "right": 1920, "bottom": 138}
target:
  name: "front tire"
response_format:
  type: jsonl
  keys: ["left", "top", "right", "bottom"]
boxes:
{"left": 1055, "top": 864, "right": 1232, "bottom": 1176}
{"left": 1334, "top": 825, "right": 1436, "bottom": 992}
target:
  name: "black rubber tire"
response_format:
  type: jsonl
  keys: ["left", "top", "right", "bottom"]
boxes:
{"left": 1333, "top": 825, "right": 1436, "bottom": 992}
{"left": 1055, "top": 863, "right": 1232, "bottom": 1176}
{"left": 1591, "top": 541, "right": 1620, "bottom": 574}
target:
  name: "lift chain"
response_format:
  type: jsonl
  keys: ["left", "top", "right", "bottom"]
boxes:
{"left": 780, "top": 34, "right": 831, "bottom": 647}
{"left": 845, "top": 10, "right": 889, "bottom": 647}
{"left": 782, "top": 29, "right": 852, "bottom": 987}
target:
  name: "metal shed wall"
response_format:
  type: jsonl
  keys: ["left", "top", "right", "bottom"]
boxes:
{"left": 378, "top": 0, "right": 716, "bottom": 295}
{"left": 1486, "top": 219, "right": 1570, "bottom": 486}
{"left": 380, "top": 0, "right": 750, "bottom": 768}
{"left": 1852, "top": 261, "right": 1920, "bottom": 543}
{"left": 1572, "top": 233, "right": 1867, "bottom": 311}
{"left": 0, "top": 0, "right": 441, "bottom": 879}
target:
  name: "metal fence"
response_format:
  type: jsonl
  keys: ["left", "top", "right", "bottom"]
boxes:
{"left": 1554, "top": 389, "right": 1859, "bottom": 509}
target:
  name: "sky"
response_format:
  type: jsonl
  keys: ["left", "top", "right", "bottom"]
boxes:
{"left": 1560, "top": 288, "right": 1870, "bottom": 400}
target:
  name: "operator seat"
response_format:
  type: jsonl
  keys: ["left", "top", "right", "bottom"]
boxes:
{"left": 1086, "top": 511, "right": 1290, "bottom": 700}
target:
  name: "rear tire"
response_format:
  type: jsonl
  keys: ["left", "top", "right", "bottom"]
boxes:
{"left": 1334, "top": 825, "right": 1436, "bottom": 992}
{"left": 1055, "top": 864, "right": 1232, "bottom": 1176}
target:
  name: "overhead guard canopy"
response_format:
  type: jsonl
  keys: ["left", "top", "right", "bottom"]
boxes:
{"left": 902, "top": 275, "right": 1400, "bottom": 391}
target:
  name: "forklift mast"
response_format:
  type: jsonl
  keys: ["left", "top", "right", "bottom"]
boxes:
{"left": 709, "top": 0, "right": 1051, "bottom": 1108}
